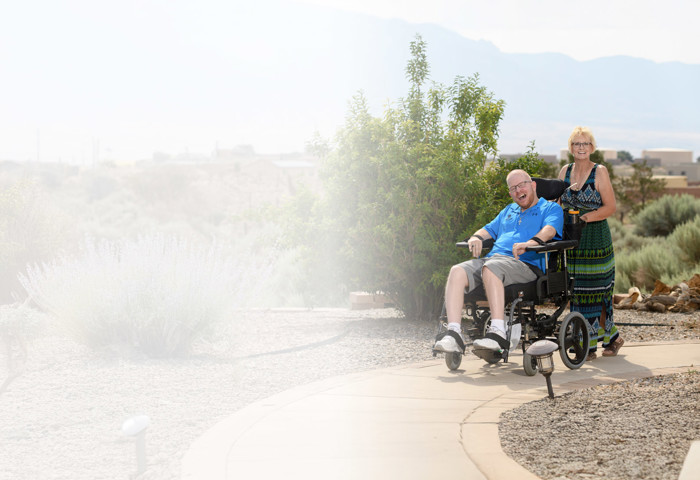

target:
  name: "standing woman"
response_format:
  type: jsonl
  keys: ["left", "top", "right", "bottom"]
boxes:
{"left": 558, "top": 126, "right": 623, "bottom": 360}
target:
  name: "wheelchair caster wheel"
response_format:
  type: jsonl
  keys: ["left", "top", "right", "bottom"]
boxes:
{"left": 523, "top": 352, "right": 538, "bottom": 376}
{"left": 445, "top": 352, "right": 462, "bottom": 370}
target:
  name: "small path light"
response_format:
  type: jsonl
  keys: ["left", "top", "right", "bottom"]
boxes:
{"left": 526, "top": 340, "right": 559, "bottom": 399}
{"left": 122, "top": 414, "right": 150, "bottom": 477}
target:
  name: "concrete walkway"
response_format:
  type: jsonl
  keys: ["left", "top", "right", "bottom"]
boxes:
{"left": 182, "top": 341, "right": 700, "bottom": 480}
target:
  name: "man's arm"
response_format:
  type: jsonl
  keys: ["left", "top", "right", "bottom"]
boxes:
{"left": 512, "top": 225, "right": 557, "bottom": 260}
{"left": 467, "top": 228, "right": 492, "bottom": 258}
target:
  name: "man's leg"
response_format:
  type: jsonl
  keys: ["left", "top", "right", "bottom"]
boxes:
{"left": 482, "top": 266, "right": 505, "bottom": 321}
{"left": 473, "top": 256, "right": 536, "bottom": 353}
{"left": 445, "top": 265, "right": 469, "bottom": 325}
{"left": 472, "top": 266, "right": 510, "bottom": 352}
{"left": 434, "top": 262, "right": 478, "bottom": 353}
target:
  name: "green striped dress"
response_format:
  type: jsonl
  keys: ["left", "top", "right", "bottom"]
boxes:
{"left": 560, "top": 163, "right": 619, "bottom": 354}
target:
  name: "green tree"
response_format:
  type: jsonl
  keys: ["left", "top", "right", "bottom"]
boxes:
{"left": 616, "top": 160, "right": 665, "bottom": 221}
{"left": 617, "top": 150, "right": 633, "bottom": 163}
{"left": 290, "top": 35, "right": 551, "bottom": 319}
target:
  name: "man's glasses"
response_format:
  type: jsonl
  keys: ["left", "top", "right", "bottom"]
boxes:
{"left": 508, "top": 180, "right": 531, "bottom": 193}
{"left": 571, "top": 142, "right": 592, "bottom": 147}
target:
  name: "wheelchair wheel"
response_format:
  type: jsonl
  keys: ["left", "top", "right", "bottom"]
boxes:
{"left": 480, "top": 313, "right": 491, "bottom": 338}
{"left": 558, "top": 311, "right": 590, "bottom": 370}
{"left": 445, "top": 352, "right": 462, "bottom": 370}
{"left": 523, "top": 351, "right": 538, "bottom": 376}
{"left": 476, "top": 311, "right": 490, "bottom": 339}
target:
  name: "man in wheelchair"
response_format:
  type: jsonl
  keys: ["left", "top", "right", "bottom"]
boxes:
{"left": 433, "top": 169, "right": 564, "bottom": 360}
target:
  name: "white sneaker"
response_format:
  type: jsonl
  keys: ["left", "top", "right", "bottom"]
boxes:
{"left": 473, "top": 327, "right": 508, "bottom": 351}
{"left": 434, "top": 334, "right": 461, "bottom": 353}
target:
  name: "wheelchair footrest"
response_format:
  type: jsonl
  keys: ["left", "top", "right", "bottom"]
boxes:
{"left": 473, "top": 347, "right": 503, "bottom": 363}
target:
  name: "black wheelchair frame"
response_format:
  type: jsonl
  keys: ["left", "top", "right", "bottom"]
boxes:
{"left": 433, "top": 178, "right": 591, "bottom": 376}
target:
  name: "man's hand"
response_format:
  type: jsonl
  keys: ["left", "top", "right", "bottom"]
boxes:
{"left": 512, "top": 242, "right": 529, "bottom": 260}
{"left": 468, "top": 236, "right": 483, "bottom": 258}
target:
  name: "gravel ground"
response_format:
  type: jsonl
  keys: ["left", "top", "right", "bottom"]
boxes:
{"left": 500, "top": 372, "right": 700, "bottom": 480}
{"left": 499, "top": 308, "right": 700, "bottom": 480}
{"left": 0, "top": 308, "right": 436, "bottom": 480}
{"left": 0, "top": 307, "right": 698, "bottom": 479}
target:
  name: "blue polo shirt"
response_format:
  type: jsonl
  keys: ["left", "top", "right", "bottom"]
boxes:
{"left": 483, "top": 197, "right": 564, "bottom": 272}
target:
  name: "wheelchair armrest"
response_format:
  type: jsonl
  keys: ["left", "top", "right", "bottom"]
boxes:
{"left": 525, "top": 239, "right": 578, "bottom": 254}
{"left": 456, "top": 238, "right": 577, "bottom": 255}
{"left": 456, "top": 238, "right": 495, "bottom": 249}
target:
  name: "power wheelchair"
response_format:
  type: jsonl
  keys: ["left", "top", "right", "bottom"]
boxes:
{"left": 432, "top": 178, "right": 590, "bottom": 376}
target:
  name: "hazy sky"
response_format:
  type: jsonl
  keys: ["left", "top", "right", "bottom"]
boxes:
{"left": 305, "top": 0, "right": 700, "bottom": 64}
{"left": 1, "top": 0, "right": 698, "bottom": 163}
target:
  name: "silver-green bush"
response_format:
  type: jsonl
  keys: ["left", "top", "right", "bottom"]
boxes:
{"left": 632, "top": 194, "right": 700, "bottom": 237}
{"left": 668, "top": 216, "right": 700, "bottom": 265}
{"left": 615, "top": 242, "right": 685, "bottom": 292}
{"left": 19, "top": 235, "right": 276, "bottom": 357}
{"left": 609, "top": 217, "right": 652, "bottom": 252}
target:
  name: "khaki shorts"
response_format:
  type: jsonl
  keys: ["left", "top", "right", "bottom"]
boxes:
{"left": 457, "top": 254, "right": 538, "bottom": 293}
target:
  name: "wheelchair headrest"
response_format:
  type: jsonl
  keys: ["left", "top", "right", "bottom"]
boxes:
{"left": 532, "top": 177, "right": 567, "bottom": 201}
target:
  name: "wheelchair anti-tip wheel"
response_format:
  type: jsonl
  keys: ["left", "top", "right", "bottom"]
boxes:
{"left": 558, "top": 311, "right": 590, "bottom": 369}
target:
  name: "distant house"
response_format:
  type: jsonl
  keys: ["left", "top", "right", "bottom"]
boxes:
{"left": 637, "top": 149, "right": 699, "bottom": 182}
{"left": 635, "top": 157, "right": 662, "bottom": 167}
{"left": 654, "top": 175, "right": 688, "bottom": 189}
{"left": 663, "top": 162, "right": 700, "bottom": 183}
{"left": 641, "top": 148, "right": 693, "bottom": 166}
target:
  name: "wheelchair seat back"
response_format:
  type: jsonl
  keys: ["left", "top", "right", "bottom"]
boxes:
{"left": 531, "top": 177, "right": 567, "bottom": 201}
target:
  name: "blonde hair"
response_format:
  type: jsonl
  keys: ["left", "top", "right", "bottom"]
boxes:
{"left": 568, "top": 126, "right": 597, "bottom": 151}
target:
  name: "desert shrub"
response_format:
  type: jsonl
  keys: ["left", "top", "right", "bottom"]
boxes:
{"left": 658, "top": 268, "right": 700, "bottom": 289}
{"left": 614, "top": 216, "right": 700, "bottom": 292}
{"left": 608, "top": 217, "right": 652, "bottom": 252}
{"left": 615, "top": 242, "right": 685, "bottom": 292}
{"left": 19, "top": 235, "right": 277, "bottom": 357}
{"left": 614, "top": 269, "right": 633, "bottom": 294}
{"left": 632, "top": 194, "right": 700, "bottom": 237}
{"left": 0, "top": 180, "right": 71, "bottom": 302}
{"left": 667, "top": 216, "right": 700, "bottom": 265}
